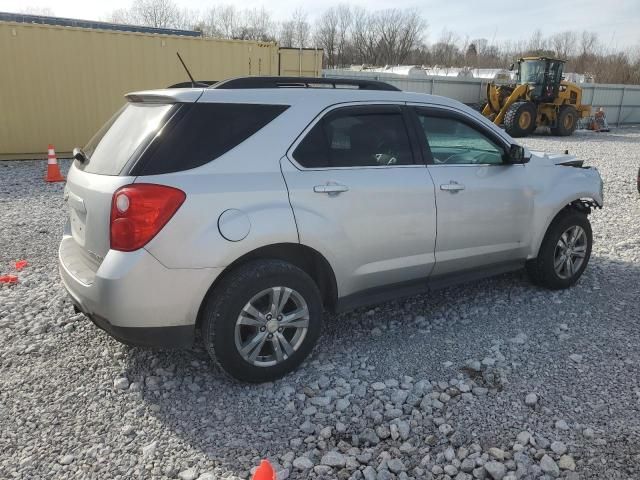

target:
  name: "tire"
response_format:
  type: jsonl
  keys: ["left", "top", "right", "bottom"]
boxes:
{"left": 201, "top": 259, "right": 323, "bottom": 382}
{"left": 551, "top": 105, "right": 578, "bottom": 136}
{"left": 504, "top": 101, "right": 537, "bottom": 138}
{"left": 526, "top": 209, "right": 592, "bottom": 289}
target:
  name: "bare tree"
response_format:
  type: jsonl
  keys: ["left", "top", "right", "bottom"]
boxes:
{"left": 377, "top": 9, "right": 426, "bottom": 65}
{"left": 335, "top": 5, "right": 352, "bottom": 67}
{"left": 202, "top": 5, "right": 274, "bottom": 41}
{"left": 237, "top": 7, "right": 276, "bottom": 41}
{"left": 132, "top": 0, "right": 181, "bottom": 28}
{"left": 19, "top": 6, "right": 56, "bottom": 16}
{"left": 575, "top": 30, "right": 599, "bottom": 73}
{"left": 108, "top": 0, "right": 184, "bottom": 28}
{"left": 202, "top": 5, "right": 237, "bottom": 38}
{"left": 292, "top": 9, "right": 311, "bottom": 48}
{"left": 580, "top": 31, "right": 599, "bottom": 56}
{"left": 314, "top": 8, "right": 339, "bottom": 67}
{"left": 431, "top": 30, "right": 461, "bottom": 66}
{"left": 109, "top": 8, "right": 135, "bottom": 25}
{"left": 526, "top": 29, "right": 547, "bottom": 55}
{"left": 550, "top": 31, "right": 577, "bottom": 59}
{"left": 466, "top": 42, "right": 478, "bottom": 65}
{"left": 351, "top": 7, "right": 381, "bottom": 65}
{"left": 278, "top": 20, "right": 296, "bottom": 48}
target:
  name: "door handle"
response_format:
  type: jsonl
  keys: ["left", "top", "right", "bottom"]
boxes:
{"left": 314, "top": 184, "right": 349, "bottom": 195}
{"left": 440, "top": 181, "right": 465, "bottom": 192}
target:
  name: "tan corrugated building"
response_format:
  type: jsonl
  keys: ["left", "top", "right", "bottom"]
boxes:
{"left": 0, "top": 17, "right": 322, "bottom": 158}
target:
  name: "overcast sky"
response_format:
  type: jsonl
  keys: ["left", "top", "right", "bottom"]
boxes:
{"left": 1, "top": 0, "right": 638, "bottom": 48}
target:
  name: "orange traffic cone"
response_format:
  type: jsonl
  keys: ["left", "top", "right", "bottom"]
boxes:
{"left": 46, "top": 144, "right": 65, "bottom": 182}
{"left": 252, "top": 459, "right": 275, "bottom": 480}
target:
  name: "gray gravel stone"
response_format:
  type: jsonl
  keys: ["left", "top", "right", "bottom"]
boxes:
{"left": 387, "top": 458, "right": 405, "bottom": 473}
{"left": 321, "top": 451, "right": 346, "bottom": 467}
{"left": 113, "top": 377, "right": 129, "bottom": 390}
{"left": 58, "top": 454, "right": 74, "bottom": 465}
{"left": 178, "top": 468, "right": 198, "bottom": 480}
{"left": 488, "top": 448, "right": 505, "bottom": 461}
{"left": 484, "top": 461, "right": 506, "bottom": 479}
{"left": 142, "top": 441, "right": 157, "bottom": 457}
{"left": 558, "top": 455, "right": 576, "bottom": 471}
{"left": 293, "top": 456, "right": 313, "bottom": 470}
{"left": 550, "top": 441, "right": 567, "bottom": 455}
{"left": 540, "top": 454, "right": 560, "bottom": 477}
{"left": 569, "top": 354, "right": 583, "bottom": 363}
{"left": 516, "top": 431, "right": 530, "bottom": 445}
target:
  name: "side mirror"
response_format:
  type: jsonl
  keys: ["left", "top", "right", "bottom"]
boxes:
{"left": 73, "top": 147, "right": 87, "bottom": 163}
{"left": 509, "top": 63, "right": 515, "bottom": 71}
{"left": 506, "top": 144, "right": 529, "bottom": 164}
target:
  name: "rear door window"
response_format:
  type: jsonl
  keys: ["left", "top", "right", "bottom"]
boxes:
{"left": 293, "top": 106, "right": 414, "bottom": 168}
{"left": 79, "top": 103, "right": 175, "bottom": 175}
{"left": 133, "top": 103, "right": 289, "bottom": 175}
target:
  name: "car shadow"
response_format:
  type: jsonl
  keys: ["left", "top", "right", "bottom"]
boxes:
{"left": 119, "top": 253, "right": 640, "bottom": 477}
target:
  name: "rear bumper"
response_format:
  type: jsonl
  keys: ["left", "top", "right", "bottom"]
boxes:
{"left": 59, "top": 235, "right": 222, "bottom": 348}
{"left": 69, "top": 300, "right": 194, "bottom": 347}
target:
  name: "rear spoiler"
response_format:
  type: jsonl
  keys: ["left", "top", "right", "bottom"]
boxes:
{"left": 125, "top": 89, "right": 204, "bottom": 104}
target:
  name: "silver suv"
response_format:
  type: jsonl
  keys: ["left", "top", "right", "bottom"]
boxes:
{"left": 59, "top": 77, "right": 603, "bottom": 382}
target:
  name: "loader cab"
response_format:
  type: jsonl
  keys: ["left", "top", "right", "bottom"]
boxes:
{"left": 517, "top": 57, "right": 565, "bottom": 103}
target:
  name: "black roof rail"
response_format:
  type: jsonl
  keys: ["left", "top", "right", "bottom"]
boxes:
{"left": 211, "top": 76, "right": 400, "bottom": 91}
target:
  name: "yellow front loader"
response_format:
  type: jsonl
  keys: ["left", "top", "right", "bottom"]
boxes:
{"left": 482, "top": 57, "right": 591, "bottom": 137}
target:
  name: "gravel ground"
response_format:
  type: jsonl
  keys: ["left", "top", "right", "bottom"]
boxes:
{"left": 1, "top": 128, "right": 639, "bottom": 480}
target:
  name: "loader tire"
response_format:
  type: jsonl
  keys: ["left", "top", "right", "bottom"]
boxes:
{"left": 504, "top": 101, "right": 537, "bottom": 138}
{"left": 551, "top": 105, "right": 578, "bottom": 136}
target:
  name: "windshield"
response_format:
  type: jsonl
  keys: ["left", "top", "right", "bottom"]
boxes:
{"left": 519, "top": 60, "right": 546, "bottom": 84}
{"left": 78, "top": 103, "right": 174, "bottom": 175}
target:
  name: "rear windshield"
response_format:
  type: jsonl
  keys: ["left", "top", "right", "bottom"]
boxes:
{"left": 132, "top": 102, "right": 289, "bottom": 175}
{"left": 78, "top": 103, "right": 175, "bottom": 175}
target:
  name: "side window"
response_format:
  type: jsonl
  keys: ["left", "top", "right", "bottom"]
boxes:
{"left": 135, "top": 103, "right": 289, "bottom": 175}
{"left": 294, "top": 107, "right": 413, "bottom": 168}
{"left": 417, "top": 113, "right": 505, "bottom": 165}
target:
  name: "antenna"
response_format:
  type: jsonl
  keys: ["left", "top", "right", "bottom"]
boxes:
{"left": 176, "top": 52, "right": 206, "bottom": 87}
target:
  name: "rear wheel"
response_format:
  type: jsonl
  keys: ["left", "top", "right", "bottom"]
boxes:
{"left": 504, "top": 101, "right": 537, "bottom": 137}
{"left": 526, "top": 210, "right": 592, "bottom": 289}
{"left": 551, "top": 105, "right": 578, "bottom": 136}
{"left": 201, "top": 260, "right": 323, "bottom": 382}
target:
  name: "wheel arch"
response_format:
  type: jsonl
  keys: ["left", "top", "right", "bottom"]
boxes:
{"left": 531, "top": 198, "right": 598, "bottom": 258}
{"left": 195, "top": 243, "right": 338, "bottom": 329}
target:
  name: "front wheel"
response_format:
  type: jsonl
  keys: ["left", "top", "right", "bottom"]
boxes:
{"left": 527, "top": 210, "right": 593, "bottom": 289}
{"left": 504, "top": 101, "right": 537, "bottom": 138}
{"left": 201, "top": 260, "right": 323, "bottom": 382}
{"left": 551, "top": 105, "right": 578, "bottom": 136}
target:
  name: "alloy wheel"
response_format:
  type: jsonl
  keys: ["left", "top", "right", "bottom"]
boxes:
{"left": 234, "top": 287, "right": 309, "bottom": 367}
{"left": 553, "top": 225, "right": 588, "bottom": 279}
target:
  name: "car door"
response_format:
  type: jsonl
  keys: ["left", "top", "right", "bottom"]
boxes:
{"left": 410, "top": 106, "right": 534, "bottom": 277}
{"left": 280, "top": 104, "right": 437, "bottom": 298}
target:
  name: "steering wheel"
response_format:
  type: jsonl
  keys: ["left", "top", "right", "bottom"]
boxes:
{"left": 373, "top": 140, "right": 398, "bottom": 165}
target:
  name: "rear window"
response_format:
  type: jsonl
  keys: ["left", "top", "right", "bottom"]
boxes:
{"left": 79, "top": 103, "right": 175, "bottom": 175}
{"left": 132, "top": 103, "right": 289, "bottom": 175}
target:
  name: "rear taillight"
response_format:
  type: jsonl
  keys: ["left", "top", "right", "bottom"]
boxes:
{"left": 110, "top": 184, "right": 185, "bottom": 252}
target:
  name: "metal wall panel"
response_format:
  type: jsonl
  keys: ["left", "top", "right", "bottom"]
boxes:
{"left": 278, "top": 48, "right": 322, "bottom": 77}
{"left": 324, "top": 69, "right": 640, "bottom": 126}
{"left": 0, "top": 22, "right": 321, "bottom": 157}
